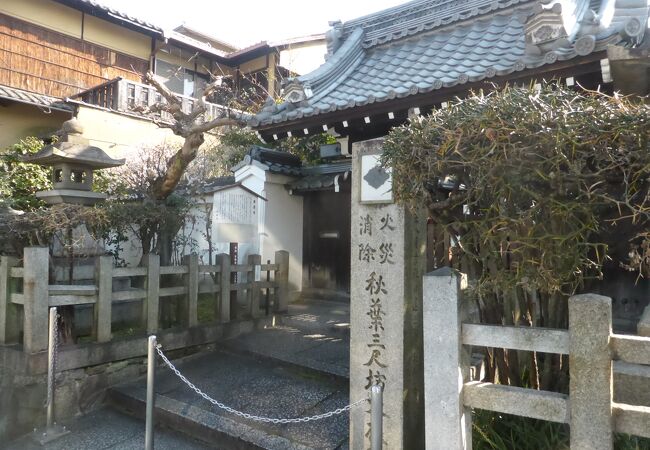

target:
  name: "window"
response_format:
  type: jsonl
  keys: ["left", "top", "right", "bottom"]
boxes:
{"left": 155, "top": 59, "right": 210, "bottom": 98}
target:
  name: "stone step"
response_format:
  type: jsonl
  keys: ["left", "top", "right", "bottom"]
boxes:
{"left": 108, "top": 349, "right": 351, "bottom": 450}
{"left": 109, "top": 385, "right": 313, "bottom": 450}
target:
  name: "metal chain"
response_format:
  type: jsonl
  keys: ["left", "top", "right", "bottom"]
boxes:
{"left": 46, "top": 309, "right": 59, "bottom": 408}
{"left": 155, "top": 344, "right": 368, "bottom": 424}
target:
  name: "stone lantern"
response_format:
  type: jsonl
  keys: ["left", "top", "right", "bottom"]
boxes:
{"left": 24, "top": 118, "right": 125, "bottom": 205}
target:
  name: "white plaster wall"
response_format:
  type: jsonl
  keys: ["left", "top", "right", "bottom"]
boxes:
{"left": 263, "top": 174, "right": 303, "bottom": 297}
{"left": 235, "top": 164, "right": 266, "bottom": 194}
{"left": 234, "top": 164, "right": 304, "bottom": 297}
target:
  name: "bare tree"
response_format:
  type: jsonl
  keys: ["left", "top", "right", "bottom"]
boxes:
{"left": 138, "top": 72, "right": 250, "bottom": 200}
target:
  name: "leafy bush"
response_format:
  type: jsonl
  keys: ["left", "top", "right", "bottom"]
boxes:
{"left": 383, "top": 85, "right": 650, "bottom": 388}
{"left": 0, "top": 137, "right": 51, "bottom": 211}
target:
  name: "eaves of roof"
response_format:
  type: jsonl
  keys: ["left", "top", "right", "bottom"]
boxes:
{"left": 225, "top": 42, "right": 272, "bottom": 65}
{"left": 173, "top": 25, "right": 239, "bottom": 53}
{"left": 207, "top": 183, "right": 267, "bottom": 200}
{"left": 220, "top": 34, "right": 327, "bottom": 65}
{"left": 287, "top": 173, "right": 344, "bottom": 192}
{"left": 168, "top": 32, "right": 230, "bottom": 61}
{"left": 52, "top": 0, "right": 164, "bottom": 37}
{"left": 0, "top": 84, "right": 74, "bottom": 113}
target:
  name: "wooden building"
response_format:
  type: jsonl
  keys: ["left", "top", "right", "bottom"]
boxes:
{"left": 0, "top": 0, "right": 326, "bottom": 150}
{"left": 251, "top": 0, "right": 650, "bottom": 301}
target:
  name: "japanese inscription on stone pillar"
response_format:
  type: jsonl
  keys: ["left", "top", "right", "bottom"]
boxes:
{"left": 351, "top": 139, "right": 423, "bottom": 450}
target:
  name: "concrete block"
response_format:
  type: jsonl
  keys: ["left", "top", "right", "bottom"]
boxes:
{"left": 23, "top": 247, "right": 49, "bottom": 353}
{"left": 569, "top": 293, "right": 613, "bottom": 450}
{"left": 423, "top": 268, "right": 472, "bottom": 450}
{"left": 614, "top": 361, "right": 650, "bottom": 407}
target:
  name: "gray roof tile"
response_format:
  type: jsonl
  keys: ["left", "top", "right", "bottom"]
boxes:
{"left": 0, "top": 84, "right": 73, "bottom": 112}
{"left": 253, "top": 0, "right": 649, "bottom": 130}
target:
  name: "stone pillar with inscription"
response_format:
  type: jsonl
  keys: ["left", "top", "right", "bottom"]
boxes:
{"left": 350, "top": 138, "right": 426, "bottom": 450}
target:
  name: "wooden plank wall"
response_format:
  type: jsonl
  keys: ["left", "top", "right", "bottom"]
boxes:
{"left": 0, "top": 13, "right": 148, "bottom": 98}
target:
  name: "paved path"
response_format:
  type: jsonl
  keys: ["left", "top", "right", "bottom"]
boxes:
{"left": 225, "top": 300, "right": 350, "bottom": 378}
{"left": 1, "top": 407, "right": 210, "bottom": 450}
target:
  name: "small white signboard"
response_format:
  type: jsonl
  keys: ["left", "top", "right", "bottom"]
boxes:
{"left": 215, "top": 191, "right": 257, "bottom": 224}
{"left": 360, "top": 153, "right": 393, "bottom": 203}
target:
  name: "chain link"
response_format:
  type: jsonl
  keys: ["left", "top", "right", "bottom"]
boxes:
{"left": 155, "top": 344, "right": 368, "bottom": 424}
{"left": 46, "top": 309, "right": 59, "bottom": 408}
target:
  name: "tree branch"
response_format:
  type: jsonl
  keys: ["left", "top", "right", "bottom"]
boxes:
{"left": 191, "top": 116, "right": 244, "bottom": 134}
{"left": 145, "top": 72, "right": 181, "bottom": 108}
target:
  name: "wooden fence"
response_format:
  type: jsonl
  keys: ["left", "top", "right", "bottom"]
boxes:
{"left": 0, "top": 247, "right": 289, "bottom": 354}
{"left": 423, "top": 267, "right": 650, "bottom": 450}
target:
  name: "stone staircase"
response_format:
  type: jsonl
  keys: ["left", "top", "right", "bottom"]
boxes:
{"left": 108, "top": 300, "right": 352, "bottom": 450}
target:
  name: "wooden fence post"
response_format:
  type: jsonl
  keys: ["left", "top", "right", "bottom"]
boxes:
{"left": 247, "top": 254, "right": 261, "bottom": 319}
{"left": 95, "top": 255, "right": 113, "bottom": 343}
{"left": 569, "top": 293, "right": 613, "bottom": 450}
{"left": 230, "top": 244, "right": 239, "bottom": 321}
{"left": 144, "top": 254, "right": 160, "bottom": 334}
{"left": 423, "top": 267, "right": 471, "bottom": 450}
{"left": 274, "top": 250, "right": 289, "bottom": 313}
{"left": 0, "top": 256, "right": 19, "bottom": 344}
{"left": 183, "top": 254, "right": 199, "bottom": 327}
{"left": 23, "top": 247, "right": 49, "bottom": 353}
{"left": 217, "top": 253, "right": 230, "bottom": 323}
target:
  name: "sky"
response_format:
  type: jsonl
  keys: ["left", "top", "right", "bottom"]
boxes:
{"left": 98, "top": 0, "right": 408, "bottom": 48}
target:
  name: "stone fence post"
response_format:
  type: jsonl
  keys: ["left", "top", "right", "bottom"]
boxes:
{"left": 247, "top": 254, "right": 261, "bottom": 318}
{"left": 144, "top": 253, "right": 160, "bottom": 334}
{"left": 423, "top": 267, "right": 472, "bottom": 450}
{"left": 183, "top": 253, "right": 199, "bottom": 327}
{"left": 22, "top": 247, "right": 49, "bottom": 353}
{"left": 274, "top": 250, "right": 289, "bottom": 313}
{"left": 217, "top": 253, "right": 230, "bottom": 323}
{"left": 569, "top": 294, "right": 613, "bottom": 450}
{"left": 0, "top": 256, "right": 19, "bottom": 344}
{"left": 95, "top": 255, "right": 113, "bottom": 343}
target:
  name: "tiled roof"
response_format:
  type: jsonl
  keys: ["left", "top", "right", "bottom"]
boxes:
{"left": 198, "top": 176, "right": 237, "bottom": 193}
{"left": 288, "top": 160, "right": 352, "bottom": 192}
{"left": 232, "top": 146, "right": 303, "bottom": 176}
{"left": 252, "top": 0, "right": 650, "bottom": 129}
{"left": 232, "top": 146, "right": 353, "bottom": 190}
{"left": 288, "top": 174, "right": 340, "bottom": 191}
{"left": 0, "top": 84, "right": 73, "bottom": 112}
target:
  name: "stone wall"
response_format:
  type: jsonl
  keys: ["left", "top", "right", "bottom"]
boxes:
{"left": 0, "top": 317, "right": 262, "bottom": 441}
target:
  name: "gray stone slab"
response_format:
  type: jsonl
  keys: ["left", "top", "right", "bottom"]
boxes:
{"left": 221, "top": 300, "right": 350, "bottom": 380}
{"left": 277, "top": 390, "right": 352, "bottom": 450}
{"left": 1, "top": 407, "right": 209, "bottom": 450}
{"left": 111, "top": 346, "right": 350, "bottom": 449}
